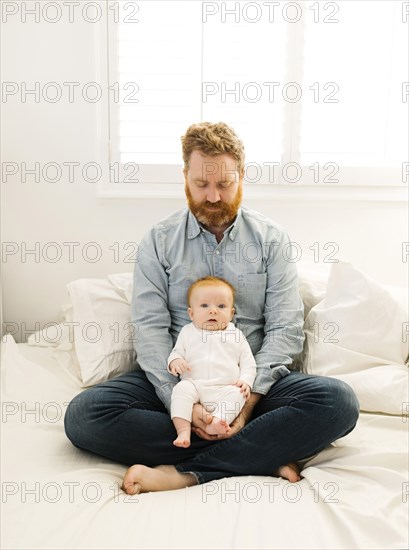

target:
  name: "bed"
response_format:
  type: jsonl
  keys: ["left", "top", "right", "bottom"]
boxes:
{"left": 1, "top": 259, "right": 408, "bottom": 550}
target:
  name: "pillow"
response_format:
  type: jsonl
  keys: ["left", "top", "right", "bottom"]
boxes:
{"left": 65, "top": 277, "right": 137, "bottom": 386}
{"left": 28, "top": 278, "right": 137, "bottom": 387}
{"left": 107, "top": 272, "right": 133, "bottom": 303}
{"left": 304, "top": 261, "right": 409, "bottom": 415}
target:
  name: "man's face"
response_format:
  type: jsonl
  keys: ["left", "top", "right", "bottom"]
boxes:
{"left": 184, "top": 150, "right": 243, "bottom": 227}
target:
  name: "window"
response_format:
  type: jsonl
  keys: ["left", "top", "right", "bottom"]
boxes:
{"left": 98, "top": 0, "right": 408, "bottom": 200}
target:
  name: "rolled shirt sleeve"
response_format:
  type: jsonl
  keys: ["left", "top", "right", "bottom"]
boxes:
{"left": 237, "top": 333, "right": 257, "bottom": 388}
{"left": 131, "top": 230, "right": 178, "bottom": 414}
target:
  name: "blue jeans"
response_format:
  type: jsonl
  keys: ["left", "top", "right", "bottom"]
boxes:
{"left": 64, "top": 370, "right": 360, "bottom": 485}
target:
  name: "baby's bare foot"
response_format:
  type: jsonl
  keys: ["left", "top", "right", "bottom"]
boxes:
{"left": 275, "top": 462, "right": 302, "bottom": 483}
{"left": 173, "top": 430, "right": 191, "bottom": 448}
{"left": 205, "top": 417, "right": 231, "bottom": 435}
{"left": 122, "top": 464, "right": 197, "bottom": 495}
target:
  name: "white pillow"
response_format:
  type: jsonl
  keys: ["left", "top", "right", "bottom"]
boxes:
{"left": 304, "top": 261, "right": 409, "bottom": 415}
{"left": 28, "top": 278, "right": 137, "bottom": 387}
{"left": 65, "top": 278, "right": 137, "bottom": 386}
{"left": 26, "top": 274, "right": 136, "bottom": 387}
{"left": 107, "top": 272, "right": 133, "bottom": 303}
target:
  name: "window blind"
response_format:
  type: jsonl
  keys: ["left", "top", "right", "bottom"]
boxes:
{"left": 106, "top": 0, "right": 408, "bottom": 192}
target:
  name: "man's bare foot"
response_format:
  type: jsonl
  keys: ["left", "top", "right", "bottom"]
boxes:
{"left": 274, "top": 462, "right": 302, "bottom": 483}
{"left": 173, "top": 430, "right": 191, "bottom": 448}
{"left": 122, "top": 464, "right": 198, "bottom": 495}
{"left": 205, "top": 417, "right": 231, "bottom": 435}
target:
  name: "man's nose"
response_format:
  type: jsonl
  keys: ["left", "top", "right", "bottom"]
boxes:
{"left": 206, "top": 186, "right": 221, "bottom": 203}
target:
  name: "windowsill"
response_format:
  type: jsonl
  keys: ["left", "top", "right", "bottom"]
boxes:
{"left": 96, "top": 183, "right": 408, "bottom": 204}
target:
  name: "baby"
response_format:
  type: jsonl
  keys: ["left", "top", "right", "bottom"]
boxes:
{"left": 167, "top": 276, "right": 257, "bottom": 448}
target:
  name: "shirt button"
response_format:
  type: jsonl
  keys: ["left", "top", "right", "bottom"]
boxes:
{"left": 215, "top": 250, "right": 220, "bottom": 255}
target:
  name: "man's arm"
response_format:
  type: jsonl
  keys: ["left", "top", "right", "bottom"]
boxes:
{"left": 235, "top": 392, "right": 262, "bottom": 423}
{"left": 251, "top": 229, "right": 305, "bottom": 396}
{"left": 131, "top": 230, "right": 177, "bottom": 413}
{"left": 237, "top": 331, "right": 257, "bottom": 388}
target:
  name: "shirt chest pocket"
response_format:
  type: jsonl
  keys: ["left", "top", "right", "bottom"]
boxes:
{"left": 167, "top": 265, "right": 195, "bottom": 310}
{"left": 234, "top": 272, "right": 267, "bottom": 321}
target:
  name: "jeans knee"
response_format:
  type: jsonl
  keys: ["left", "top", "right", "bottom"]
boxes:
{"left": 331, "top": 378, "right": 360, "bottom": 431}
{"left": 64, "top": 392, "right": 88, "bottom": 448}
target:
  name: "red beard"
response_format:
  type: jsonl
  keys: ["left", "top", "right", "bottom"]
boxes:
{"left": 185, "top": 184, "right": 243, "bottom": 228}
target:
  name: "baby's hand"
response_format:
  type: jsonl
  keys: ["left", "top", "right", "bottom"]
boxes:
{"left": 235, "top": 380, "right": 251, "bottom": 400}
{"left": 169, "top": 358, "right": 191, "bottom": 376}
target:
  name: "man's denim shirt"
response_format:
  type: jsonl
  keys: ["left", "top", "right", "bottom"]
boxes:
{"left": 132, "top": 206, "right": 305, "bottom": 413}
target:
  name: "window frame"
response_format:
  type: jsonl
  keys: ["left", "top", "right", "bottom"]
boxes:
{"left": 95, "top": 1, "right": 407, "bottom": 203}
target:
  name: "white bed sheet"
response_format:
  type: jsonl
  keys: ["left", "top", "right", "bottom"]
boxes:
{"left": 1, "top": 335, "right": 408, "bottom": 550}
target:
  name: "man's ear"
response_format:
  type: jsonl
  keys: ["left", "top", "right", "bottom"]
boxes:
{"left": 188, "top": 307, "right": 193, "bottom": 321}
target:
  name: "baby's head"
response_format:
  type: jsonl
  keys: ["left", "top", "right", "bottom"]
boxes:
{"left": 187, "top": 276, "right": 235, "bottom": 331}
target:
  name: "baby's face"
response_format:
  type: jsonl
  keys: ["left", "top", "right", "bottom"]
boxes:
{"left": 188, "top": 285, "right": 235, "bottom": 331}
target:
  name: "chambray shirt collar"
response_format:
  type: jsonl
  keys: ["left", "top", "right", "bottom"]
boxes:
{"left": 187, "top": 210, "right": 202, "bottom": 239}
{"left": 187, "top": 207, "right": 242, "bottom": 241}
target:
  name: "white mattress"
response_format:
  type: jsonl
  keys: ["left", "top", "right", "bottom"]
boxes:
{"left": 1, "top": 335, "right": 408, "bottom": 550}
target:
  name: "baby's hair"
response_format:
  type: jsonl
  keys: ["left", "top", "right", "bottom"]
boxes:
{"left": 187, "top": 276, "right": 235, "bottom": 306}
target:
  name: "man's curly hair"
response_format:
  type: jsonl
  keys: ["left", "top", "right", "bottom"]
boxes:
{"left": 181, "top": 122, "right": 245, "bottom": 174}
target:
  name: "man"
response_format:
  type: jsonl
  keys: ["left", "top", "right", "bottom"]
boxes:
{"left": 64, "top": 122, "right": 359, "bottom": 494}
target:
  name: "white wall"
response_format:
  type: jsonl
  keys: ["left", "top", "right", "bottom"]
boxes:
{"left": 1, "top": 7, "right": 407, "bottom": 342}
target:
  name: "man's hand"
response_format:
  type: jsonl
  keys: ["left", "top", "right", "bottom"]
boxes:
{"left": 168, "top": 358, "right": 191, "bottom": 376}
{"left": 191, "top": 393, "right": 263, "bottom": 441}
{"left": 235, "top": 379, "right": 251, "bottom": 400}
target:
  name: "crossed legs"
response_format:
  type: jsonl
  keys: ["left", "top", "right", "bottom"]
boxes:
{"left": 64, "top": 369, "right": 360, "bottom": 494}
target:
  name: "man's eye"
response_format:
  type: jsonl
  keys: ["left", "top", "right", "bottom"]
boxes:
{"left": 219, "top": 182, "right": 232, "bottom": 189}
{"left": 196, "top": 183, "right": 207, "bottom": 188}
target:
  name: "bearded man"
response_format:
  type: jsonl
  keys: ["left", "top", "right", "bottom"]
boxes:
{"left": 64, "top": 122, "right": 359, "bottom": 494}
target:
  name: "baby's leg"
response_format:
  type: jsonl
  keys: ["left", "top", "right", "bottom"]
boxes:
{"left": 205, "top": 417, "right": 231, "bottom": 435}
{"left": 170, "top": 380, "right": 199, "bottom": 448}
{"left": 200, "top": 386, "right": 245, "bottom": 435}
{"left": 172, "top": 417, "right": 192, "bottom": 448}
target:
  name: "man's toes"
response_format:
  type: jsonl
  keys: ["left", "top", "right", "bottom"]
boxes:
{"left": 122, "top": 481, "right": 141, "bottom": 495}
